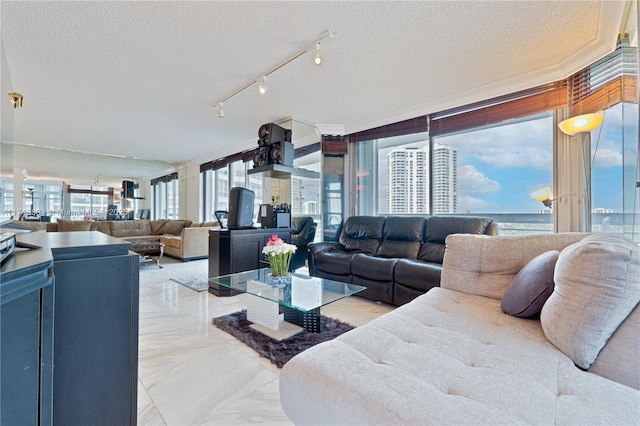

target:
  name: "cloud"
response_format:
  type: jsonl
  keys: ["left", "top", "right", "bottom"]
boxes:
{"left": 592, "top": 136, "right": 637, "bottom": 168}
{"left": 457, "top": 164, "right": 500, "bottom": 194}
{"left": 456, "top": 196, "right": 499, "bottom": 213}
{"left": 437, "top": 116, "right": 553, "bottom": 170}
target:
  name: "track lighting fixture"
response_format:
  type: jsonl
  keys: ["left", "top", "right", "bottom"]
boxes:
{"left": 312, "top": 42, "right": 322, "bottom": 65}
{"left": 212, "top": 30, "right": 336, "bottom": 117}
{"left": 257, "top": 75, "right": 268, "bottom": 95}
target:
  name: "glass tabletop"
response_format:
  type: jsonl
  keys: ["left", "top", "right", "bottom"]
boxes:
{"left": 209, "top": 268, "right": 366, "bottom": 312}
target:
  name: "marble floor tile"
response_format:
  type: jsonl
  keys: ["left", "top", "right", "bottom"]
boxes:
{"left": 137, "top": 257, "right": 394, "bottom": 425}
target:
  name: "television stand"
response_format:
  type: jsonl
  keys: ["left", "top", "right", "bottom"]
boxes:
{"left": 208, "top": 228, "right": 290, "bottom": 296}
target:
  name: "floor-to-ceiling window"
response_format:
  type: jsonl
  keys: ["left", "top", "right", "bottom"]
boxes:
{"left": 200, "top": 152, "right": 262, "bottom": 223}
{"left": 151, "top": 173, "right": 178, "bottom": 219}
{"left": 573, "top": 37, "right": 639, "bottom": 240}
{"left": 433, "top": 113, "right": 554, "bottom": 234}
{"left": 352, "top": 94, "right": 560, "bottom": 236}
{"left": 292, "top": 147, "right": 321, "bottom": 241}
{"left": 67, "top": 184, "right": 112, "bottom": 220}
{"left": 355, "top": 131, "right": 430, "bottom": 216}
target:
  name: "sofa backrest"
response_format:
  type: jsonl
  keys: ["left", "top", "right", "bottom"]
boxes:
{"left": 418, "top": 216, "right": 497, "bottom": 263}
{"left": 441, "top": 232, "right": 639, "bottom": 390}
{"left": 110, "top": 220, "right": 153, "bottom": 237}
{"left": 377, "top": 216, "right": 424, "bottom": 258}
{"left": 291, "top": 216, "right": 317, "bottom": 246}
{"left": 441, "top": 233, "right": 589, "bottom": 300}
{"left": 588, "top": 302, "right": 639, "bottom": 390}
{"left": 339, "top": 216, "right": 386, "bottom": 254}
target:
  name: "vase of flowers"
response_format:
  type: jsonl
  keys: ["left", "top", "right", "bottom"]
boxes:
{"left": 262, "top": 234, "right": 297, "bottom": 286}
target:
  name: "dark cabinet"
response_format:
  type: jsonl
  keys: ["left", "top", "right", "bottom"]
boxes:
{"left": 208, "top": 228, "right": 290, "bottom": 296}
{"left": 0, "top": 259, "right": 54, "bottom": 426}
{"left": 52, "top": 251, "right": 139, "bottom": 425}
{"left": 1, "top": 231, "right": 139, "bottom": 426}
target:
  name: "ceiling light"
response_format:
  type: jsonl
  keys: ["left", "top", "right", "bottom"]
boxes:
{"left": 312, "top": 42, "right": 322, "bottom": 65}
{"left": 8, "top": 92, "right": 23, "bottom": 108}
{"left": 257, "top": 76, "right": 268, "bottom": 95}
{"left": 558, "top": 111, "right": 605, "bottom": 136}
{"left": 211, "top": 30, "right": 336, "bottom": 117}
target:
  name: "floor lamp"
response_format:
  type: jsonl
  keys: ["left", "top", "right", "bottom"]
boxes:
{"left": 556, "top": 111, "right": 605, "bottom": 231}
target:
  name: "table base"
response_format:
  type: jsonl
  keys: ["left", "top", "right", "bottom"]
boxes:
{"left": 246, "top": 293, "right": 321, "bottom": 340}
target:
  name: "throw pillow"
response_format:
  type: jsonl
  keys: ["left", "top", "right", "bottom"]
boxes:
{"left": 501, "top": 250, "right": 559, "bottom": 318}
{"left": 541, "top": 233, "right": 640, "bottom": 369}
{"left": 57, "top": 219, "right": 93, "bottom": 232}
{"left": 149, "top": 220, "right": 166, "bottom": 235}
{"left": 158, "top": 220, "right": 187, "bottom": 235}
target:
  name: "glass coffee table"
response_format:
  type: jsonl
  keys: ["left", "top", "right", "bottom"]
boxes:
{"left": 209, "top": 268, "right": 366, "bottom": 340}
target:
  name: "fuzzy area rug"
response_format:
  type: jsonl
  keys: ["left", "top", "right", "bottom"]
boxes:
{"left": 212, "top": 310, "right": 354, "bottom": 368}
{"left": 170, "top": 276, "right": 208, "bottom": 292}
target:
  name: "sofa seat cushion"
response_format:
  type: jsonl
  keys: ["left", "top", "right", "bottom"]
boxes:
{"left": 280, "top": 288, "right": 640, "bottom": 425}
{"left": 394, "top": 258, "right": 442, "bottom": 292}
{"left": 160, "top": 235, "right": 182, "bottom": 249}
{"left": 350, "top": 254, "right": 397, "bottom": 281}
{"left": 314, "top": 251, "right": 357, "bottom": 276}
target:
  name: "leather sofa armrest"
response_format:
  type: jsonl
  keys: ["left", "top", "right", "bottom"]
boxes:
{"left": 308, "top": 241, "right": 344, "bottom": 255}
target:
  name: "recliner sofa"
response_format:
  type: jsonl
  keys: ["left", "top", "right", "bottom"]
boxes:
{"left": 308, "top": 215, "right": 497, "bottom": 306}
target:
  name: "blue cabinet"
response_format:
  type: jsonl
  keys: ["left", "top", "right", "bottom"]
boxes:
{"left": 1, "top": 231, "right": 139, "bottom": 425}
{"left": 0, "top": 256, "right": 54, "bottom": 425}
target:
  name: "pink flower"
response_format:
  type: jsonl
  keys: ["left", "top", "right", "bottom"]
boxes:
{"left": 267, "top": 234, "right": 284, "bottom": 246}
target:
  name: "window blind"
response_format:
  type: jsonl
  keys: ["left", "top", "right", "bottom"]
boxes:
{"left": 429, "top": 81, "right": 568, "bottom": 137}
{"left": 350, "top": 116, "right": 428, "bottom": 143}
{"left": 570, "top": 38, "right": 638, "bottom": 115}
{"left": 321, "top": 136, "right": 349, "bottom": 154}
{"left": 150, "top": 172, "right": 178, "bottom": 186}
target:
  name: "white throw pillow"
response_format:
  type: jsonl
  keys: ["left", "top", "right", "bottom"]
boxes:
{"left": 541, "top": 233, "right": 640, "bottom": 369}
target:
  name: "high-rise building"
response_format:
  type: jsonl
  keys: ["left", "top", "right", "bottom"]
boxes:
{"left": 386, "top": 144, "right": 457, "bottom": 215}
{"left": 432, "top": 143, "right": 457, "bottom": 214}
{"left": 387, "top": 147, "right": 428, "bottom": 214}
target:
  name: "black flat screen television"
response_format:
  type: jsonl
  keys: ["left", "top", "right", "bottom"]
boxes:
{"left": 227, "top": 187, "right": 255, "bottom": 229}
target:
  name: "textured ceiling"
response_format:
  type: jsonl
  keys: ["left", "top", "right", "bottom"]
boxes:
{"left": 0, "top": 1, "right": 627, "bottom": 174}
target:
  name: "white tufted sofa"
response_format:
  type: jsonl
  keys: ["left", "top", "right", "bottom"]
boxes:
{"left": 279, "top": 233, "right": 640, "bottom": 425}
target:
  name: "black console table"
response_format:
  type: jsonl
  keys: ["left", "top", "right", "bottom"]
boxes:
{"left": 208, "top": 228, "right": 290, "bottom": 296}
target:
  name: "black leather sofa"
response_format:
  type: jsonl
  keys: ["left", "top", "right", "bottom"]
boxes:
{"left": 308, "top": 215, "right": 498, "bottom": 306}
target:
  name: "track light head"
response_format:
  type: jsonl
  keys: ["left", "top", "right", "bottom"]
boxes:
{"left": 216, "top": 102, "right": 224, "bottom": 118}
{"left": 257, "top": 75, "right": 268, "bottom": 95}
{"left": 312, "top": 42, "right": 322, "bottom": 65}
